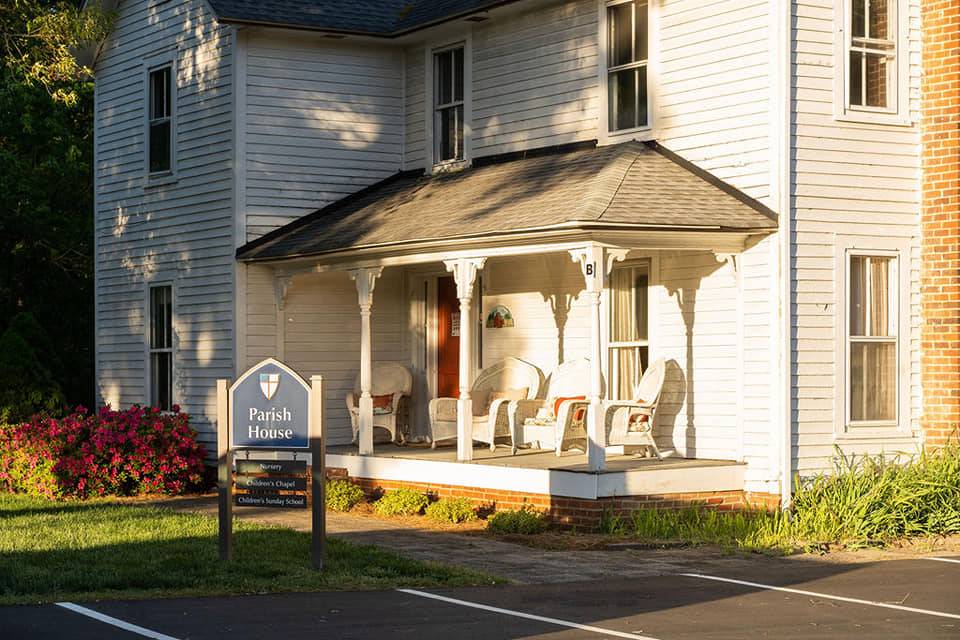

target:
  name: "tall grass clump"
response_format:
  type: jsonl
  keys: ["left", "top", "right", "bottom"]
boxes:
{"left": 789, "top": 445, "right": 960, "bottom": 544}
{"left": 614, "top": 506, "right": 791, "bottom": 552}
{"left": 611, "top": 446, "right": 960, "bottom": 553}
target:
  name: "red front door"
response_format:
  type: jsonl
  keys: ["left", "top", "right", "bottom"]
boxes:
{"left": 437, "top": 276, "right": 460, "bottom": 398}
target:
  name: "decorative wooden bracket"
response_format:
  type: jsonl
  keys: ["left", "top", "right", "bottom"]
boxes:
{"left": 348, "top": 267, "right": 384, "bottom": 311}
{"left": 714, "top": 252, "right": 740, "bottom": 276}
{"left": 569, "top": 245, "right": 629, "bottom": 292}
{"left": 443, "top": 257, "right": 487, "bottom": 300}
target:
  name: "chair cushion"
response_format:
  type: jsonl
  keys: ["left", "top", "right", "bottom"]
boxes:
{"left": 373, "top": 394, "right": 394, "bottom": 415}
{"left": 485, "top": 388, "right": 528, "bottom": 414}
{"left": 553, "top": 395, "right": 586, "bottom": 418}
{"left": 628, "top": 412, "right": 650, "bottom": 431}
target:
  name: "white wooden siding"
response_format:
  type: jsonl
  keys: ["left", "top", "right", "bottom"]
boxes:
{"left": 94, "top": 0, "right": 234, "bottom": 452}
{"left": 791, "top": 0, "right": 922, "bottom": 475}
{"left": 471, "top": 0, "right": 600, "bottom": 157}
{"left": 243, "top": 32, "right": 404, "bottom": 240}
{"left": 654, "top": 251, "right": 740, "bottom": 461}
{"left": 657, "top": 0, "right": 772, "bottom": 203}
{"left": 276, "top": 270, "right": 406, "bottom": 445}
{"left": 739, "top": 237, "right": 777, "bottom": 492}
{"left": 404, "top": 47, "right": 426, "bottom": 169}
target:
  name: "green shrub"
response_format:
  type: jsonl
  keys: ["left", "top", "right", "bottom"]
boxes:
{"left": 425, "top": 497, "right": 478, "bottom": 524}
{"left": 325, "top": 480, "right": 365, "bottom": 512}
{"left": 374, "top": 488, "right": 429, "bottom": 516}
{"left": 486, "top": 505, "right": 548, "bottom": 534}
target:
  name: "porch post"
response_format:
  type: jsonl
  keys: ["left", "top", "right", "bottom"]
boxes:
{"left": 444, "top": 257, "right": 486, "bottom": 462}
{"left": 349, "top": 267, "right": 383, "bottom": 455}
{"left": 569, "top": 245, "right": 628, "bottom": 471}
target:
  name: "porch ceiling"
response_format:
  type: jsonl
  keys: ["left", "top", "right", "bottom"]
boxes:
{"left": 236, "top": 140, "right": 778, "bottom": 265}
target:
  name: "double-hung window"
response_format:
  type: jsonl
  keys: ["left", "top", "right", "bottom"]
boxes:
{"left": 434, "top": 46, "right": 464, "bottom": 163}
{"left": 609, "top": 262, "right": 650, "bottom": 400}
{"left": 148, "top": 65, "right": 173, "bottom": 174}
{"left": 846, "top": 254, "right": 898, "bottom": 426}
{"left": 149, "top": 285, "right": 174, "bottom": 410}
{"left": 848, "top": 0, "right": 896, "bottom": 109}
{"left": 606, "top": 0, "right": 649, "bottom": 132}
{"left": 846, "top": 0, "right": 897, "bottom": 111}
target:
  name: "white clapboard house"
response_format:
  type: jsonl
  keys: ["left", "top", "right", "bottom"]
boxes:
{"left": 88, "top": 0, "right": 924, "bottom": 514}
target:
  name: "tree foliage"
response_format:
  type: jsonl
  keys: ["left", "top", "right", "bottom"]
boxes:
{"left": 0, "top": 1, "right": 113, "bottom": 414}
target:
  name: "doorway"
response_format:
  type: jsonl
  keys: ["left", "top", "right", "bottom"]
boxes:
{"left": 436, "top": 276, "right": 460, "bottom": 398}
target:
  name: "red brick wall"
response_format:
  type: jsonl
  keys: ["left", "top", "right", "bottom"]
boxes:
{"left": 329, "top": 469, "right": 780, "bottom": 528}
{"left": 921, "top": 0, "right": 960, "bottom": 447}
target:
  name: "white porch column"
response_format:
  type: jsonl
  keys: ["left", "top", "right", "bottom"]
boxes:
{"left": 349, "top": 267, "right": 383, "bottom": 455}
{"left": 443, "top": 257, "right": 487, "bottom": 461}
{"left": 569, "top": 245, "right": 628, "bottom": 471}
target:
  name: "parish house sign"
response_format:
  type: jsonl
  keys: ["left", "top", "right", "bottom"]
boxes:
{"left": 230, "top": 358, "right": 310, "bottom": 449}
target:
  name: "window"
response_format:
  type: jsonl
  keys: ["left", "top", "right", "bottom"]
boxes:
{"left": 149, "top": 285, "right": 173, "bottom": 410}
{"left": 847, "top": 0, "right": 896, "bottom": 110}
{"left": 434, "top": 46, "right": 464, "bottom": 163}
{"left": 606, "top": 0, "right": 649, "bottom": 132}
{"left": 846, "top": 254, "right": 897, "bottom": 425}
{"left": 609, "top": 262, "right": 649, "bottom": 400}
{"left": 148, "top": 65, "right": 173, "bottom": 173}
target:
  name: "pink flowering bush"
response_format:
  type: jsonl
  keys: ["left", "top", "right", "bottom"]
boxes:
{"left": 0, "top": 405, "right": 205, "bottom": 499}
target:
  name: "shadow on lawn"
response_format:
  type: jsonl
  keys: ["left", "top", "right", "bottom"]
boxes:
{"left": 0, "top": 508, "right": 495, "bottom": 605}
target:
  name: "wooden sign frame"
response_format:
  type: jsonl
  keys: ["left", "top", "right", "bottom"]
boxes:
{"left": 216, "top": 369, "right": 325, "bottom": 570}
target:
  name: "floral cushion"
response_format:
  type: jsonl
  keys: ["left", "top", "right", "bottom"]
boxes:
{"left": 372, "top": 394, "right": 394, "bottom": 415}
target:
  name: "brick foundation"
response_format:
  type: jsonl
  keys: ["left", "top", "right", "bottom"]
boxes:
{"left": 921, "top": 0, "right": 960, "bottom": 447}
{"left": 327, "top": 467, "right": 779, "bottom": 528}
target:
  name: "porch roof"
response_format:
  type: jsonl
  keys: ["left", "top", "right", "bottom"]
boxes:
{"left": 236, "top": 140, "right": 778, "bottom": 264}
{"left": 205, "top": 0, "right": 519, "bottom": 36}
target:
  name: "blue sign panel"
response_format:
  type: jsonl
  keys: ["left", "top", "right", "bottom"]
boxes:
{"left": 231, "top": 359, "right": 309, "bottom": 449}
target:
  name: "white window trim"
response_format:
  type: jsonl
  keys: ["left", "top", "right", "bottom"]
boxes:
{"left": 833, "top": 0, "right": 911, "bottom": 126}
{"left": 598, "top": 0, "right": 660, "bottom": 145}
{"left": 833, "top": 236, "right": 911, "bottom": 439}
{"left": 600, "top": 253, "right": 661, "bottom": 401}
{"left": 144, "top": 279, "right": 177, "bottom": 410}
{"left": 143, "top": 53, "right": 178, "bottom": 187}
{"left": 424, "top": 35, "right": 472, "bottom": 172}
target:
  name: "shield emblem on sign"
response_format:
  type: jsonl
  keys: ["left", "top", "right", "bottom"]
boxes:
{"left": 259, "top": 373, "right": 280, "bottom": 400}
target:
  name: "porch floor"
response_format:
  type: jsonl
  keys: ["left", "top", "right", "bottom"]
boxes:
{"left": 327, "top": 443, "right": 741, "bottom": 475}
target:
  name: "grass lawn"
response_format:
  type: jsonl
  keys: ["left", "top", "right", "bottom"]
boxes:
{"left": 0, "top": 494, "right": 500, "bottom": 605}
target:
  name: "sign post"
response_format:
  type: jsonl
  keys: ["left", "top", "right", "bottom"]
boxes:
{"left": 217, "top": 358, "right": 325, "bottom": 570}
{"left": 216, "top": 379, "right": 232, "bottom": 561}
{"left": 310, "top": 375, "right": 325, "bottom": 570}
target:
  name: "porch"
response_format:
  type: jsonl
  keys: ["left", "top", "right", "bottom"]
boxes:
{"left": 236, "top": 140, "right": 782, "bottom": 507}
{"left": 328, "top": 443, "right": 745, "bottom": 498}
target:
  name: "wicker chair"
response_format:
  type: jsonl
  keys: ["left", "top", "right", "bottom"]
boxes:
{"left": 346, "top": 362, "right": 413, "bottom": 444}
{"left": 605, "top": 357, "right": 667, "bottom": 459}
{"left": 511, "top": 359, "right": 599, "bottom": 456}
{"left": 428, "top": 357, "right": 541, "bottom": 451}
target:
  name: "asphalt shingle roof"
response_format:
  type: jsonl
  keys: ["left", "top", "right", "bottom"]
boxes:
{"left": 205, "top": 0, "right": 513, "bottom": 34}
{"left": 236, "top": 141, "right": 778, "bottom": 263}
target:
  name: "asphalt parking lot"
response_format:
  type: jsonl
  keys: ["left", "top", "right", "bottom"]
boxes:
{"left": 3, "top": 556, "right": 959, "bottom": 639}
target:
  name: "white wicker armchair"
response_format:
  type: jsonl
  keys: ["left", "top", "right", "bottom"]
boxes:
{"left": 428, "top": 357, "right": 541, "bottom": 451}
{"left": 511, "top": 359, "right": 599, "bottom": 456}
{"left": 605, "top": 358, "right": 667, "bottom": 459}
{"left": 346, "top": 362, "right": 413, "bottom": 444}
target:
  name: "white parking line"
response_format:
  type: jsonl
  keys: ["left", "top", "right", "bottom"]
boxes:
{"left": 55, "top": 602, "right": 180, "bottom": 640}
{"left": 680, "top": 573, "right": 960, "bottom": 620}
{"left": 398, "top": 588, "right": 660, "bottom": 639}
{"left": 925, "top": 557, "right": 960, "bottom": 565}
